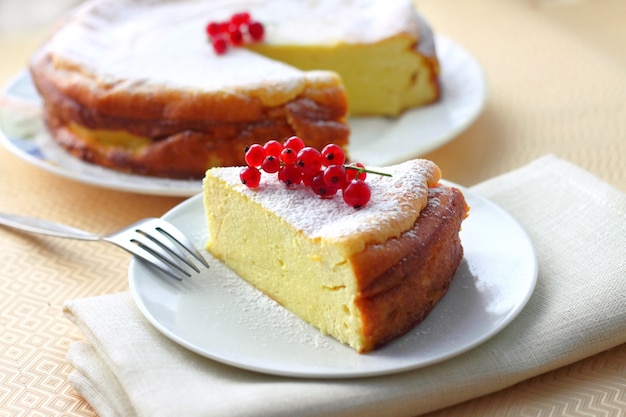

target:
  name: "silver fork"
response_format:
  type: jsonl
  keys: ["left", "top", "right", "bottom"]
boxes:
{"left": 0, "top": 213, "right": 209, "bottom": 281}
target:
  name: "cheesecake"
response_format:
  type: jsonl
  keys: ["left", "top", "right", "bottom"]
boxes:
{"left": 29, "top": 0, "right": 440, "bottom": 179}
{"left": 202, "top": 159, "right": 468, "bottom": 353}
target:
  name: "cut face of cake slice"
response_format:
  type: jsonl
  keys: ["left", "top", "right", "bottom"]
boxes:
{"left": 245, "top": 0, "right": 440, "bottom": 116}
{"left": 202, "top": 159, "right": 468, "bottom": 353}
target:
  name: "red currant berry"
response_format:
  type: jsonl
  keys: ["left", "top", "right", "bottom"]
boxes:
{"left": 278, "top": 164, "right": 303, "bottom": 186}
{"left": 263, "top": 140, "right": 283, "bottom": 157}
{"left": 343, "top": 180, "right": 371, "bottom": 208}
{"left": 323, "top": 164, "right": 347, "bottom": 189}
{"left": 296, "top": 147, "right": 323, "bottom": 176}
{"left": 244, "top": 143, "right": 266, "bottom": 167}
{"left": 206, "top": 22, "right": 221, "bottom": 37}
{"left": 302, "top": 170, "right": 317, "bottom": 187}
{"left": 279, "top": 148, "right": 298, "bottom": 165}
{"left": 212, "top": 35, "right": 228, "bottom": 55}
{"left": 345, "top": 162, "right": 367, "bottom": 181}
{"left": 311, "top": 172, "right": 338, "bottom": 198}
{"left": 321, "top": 144, "right": 345, "bottom": 167}
{"left": 228, "top": 25, "right": 244, "bottom": 46}
{"left": 283, "top": 136, "right": 305, "bottom": 152}
{"left": 261, "top": 155, "right": 280, "bottom": 173}
{"left": 240, "top": 166, "right": 261, "bottom": 188}
{"left": 230, "top": 12, "right": 251, "bottom": 27}
{"left": 218, "top": 22, "right": 230, "bottom": 34}
{"left": 248, "top": 21, "right": 265, "bottom": 41}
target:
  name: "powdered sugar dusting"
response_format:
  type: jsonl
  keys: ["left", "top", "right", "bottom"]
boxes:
{"left": 209, "top": 159, "right": 440, "bottom": 252}
{"left": 43, "top": 0, "right": 307, "bottom": 98}
{"left": 249, "top": 0, "right": 421, "bottom": 45}
{"left": 40, "top": 0, "right": 431, "bottom": 100}
{"left": 210, "top": 258, "right": 335, "bottom": 350}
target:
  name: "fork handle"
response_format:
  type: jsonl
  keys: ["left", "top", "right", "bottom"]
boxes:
{"left": 0, "top": 213, "right": 100, "bottom": 241}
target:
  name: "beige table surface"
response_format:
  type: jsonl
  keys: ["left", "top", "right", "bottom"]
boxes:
{"left": 1, "top": 0, "right": 624, "bottom": 415}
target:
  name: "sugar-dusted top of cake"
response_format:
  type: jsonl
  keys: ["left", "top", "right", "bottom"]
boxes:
{"left": 246, "top": 0, "right": 421, "bottom": 45}
{"left": 36, "top": 0, "right": 426, "bottom": 103}
{"left": 207, "top": 159, "right": 441, "bottom": 256}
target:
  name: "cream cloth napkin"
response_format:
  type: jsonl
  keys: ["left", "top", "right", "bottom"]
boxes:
{"left": 63, "top": 155, "right": 626, "bottom": 417}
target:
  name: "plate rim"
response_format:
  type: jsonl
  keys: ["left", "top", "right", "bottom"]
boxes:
{"left": 128, "top": 182, "right": 537, "bottom": 379}
{"left": 0, "top": 34, "right": 486, "bottom": 197}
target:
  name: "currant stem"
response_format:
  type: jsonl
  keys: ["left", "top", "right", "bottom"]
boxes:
{"left": 344, "top": 164, "right": 392, "bottom": 177}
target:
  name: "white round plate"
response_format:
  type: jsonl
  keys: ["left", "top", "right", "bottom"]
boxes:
{"left": 0, "top": 35, "right": 485, "bottom": 196}
{"left": 128, "top": 184, "right": 537, "bottom": 379}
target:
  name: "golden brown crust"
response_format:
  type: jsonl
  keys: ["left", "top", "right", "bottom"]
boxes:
{"left": 32, "top": 59, "right": 349, "bottom": 179}
{"left": 42, "top": 105, "right": 349, "bottom": 179}
{"left": 351, "top": 185, "right": 469, "bottom": 352}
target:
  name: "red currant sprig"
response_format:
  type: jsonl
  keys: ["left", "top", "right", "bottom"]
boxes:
{"left": 240, "top": 136, "right": 390, "bottom": 208}
{"left": 206, "top": 12, "right": 265, "bottom": 55}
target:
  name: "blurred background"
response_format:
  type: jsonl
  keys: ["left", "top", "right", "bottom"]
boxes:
{"left": 0, "top": 0, "right": 624, "bottom": 189}
{"left": 0, "top": 0, "right": 81, "bottom": 33}
{"left": 0, "top": 0, "right": 81, "bottom": 83}
{"left": 1, "top": 0, "right": 624, "bottom": 86}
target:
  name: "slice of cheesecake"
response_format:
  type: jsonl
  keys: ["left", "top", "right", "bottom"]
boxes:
{"left": 202, "top": 159, "right": 468, "bottom": 352}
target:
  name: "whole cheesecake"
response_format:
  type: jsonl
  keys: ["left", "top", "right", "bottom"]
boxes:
{"left": 29, "top": 0, "right": 440, "bottom": 179}
{"left": 203, "top": 159, "right": 468, "bottom": 353}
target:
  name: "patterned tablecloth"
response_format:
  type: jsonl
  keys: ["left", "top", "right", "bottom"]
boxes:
{"left": 1, "top": 0, "right": 624, "bottom": 415}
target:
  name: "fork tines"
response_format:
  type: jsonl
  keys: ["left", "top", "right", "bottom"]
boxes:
{"left": 110, "top": 218, "right": 209, "bottom": 281}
